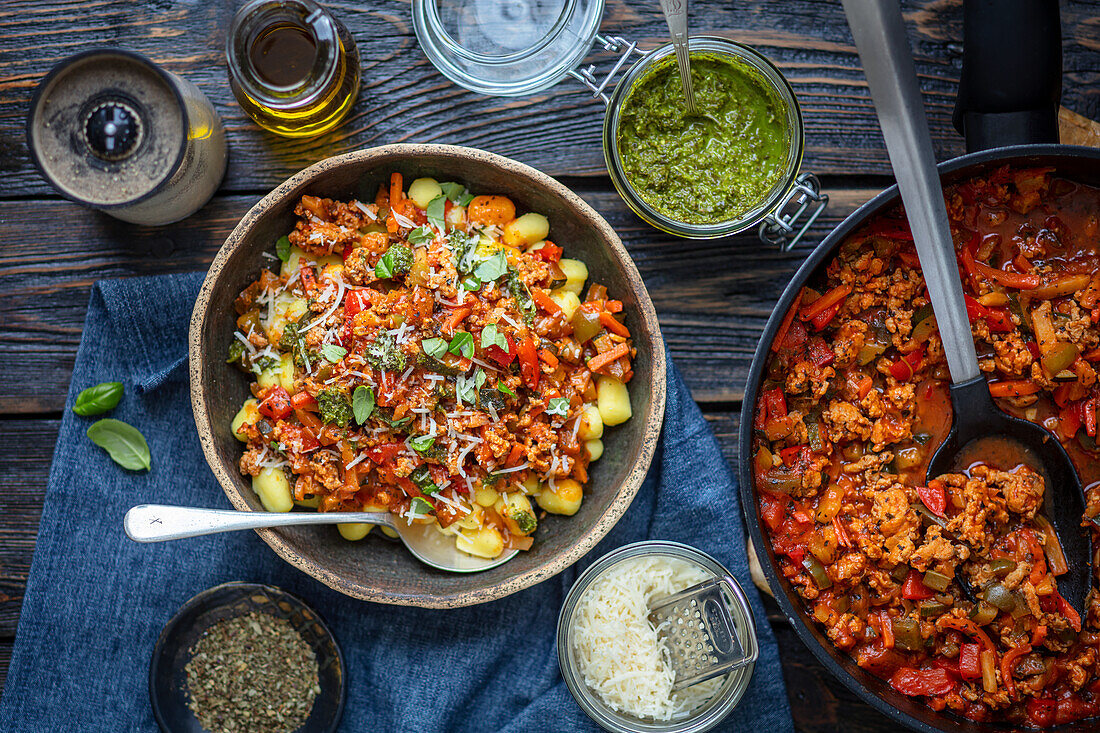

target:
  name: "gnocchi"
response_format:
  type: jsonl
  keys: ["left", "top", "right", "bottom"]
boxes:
{"left": 253, "top": 467, "right": 293, "bottom": 513}
{"left": 597, "top": 376, "right": 632, "bottom": 426}
{"left": 557, "top": 258, "right": 589, "bottom": 295}
{"left": 536, "top": 479, "right": 583, "bottom": 516}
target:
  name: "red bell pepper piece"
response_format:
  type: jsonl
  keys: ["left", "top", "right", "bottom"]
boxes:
{"left": 806, "top": 338, "right": 835, "bottom": 367}
{"left": 918, "top": 481, "right": 947, "bottom": 517}
{"left": 889, "top": 347, "right": 925, "bottom": 381}
{"left": 278, "top": 423, "right": 319, "bottom": 453}
{"left": 1025, "top": 697, "right": 1056, "bottom": 728}
{"left": 290, "top": 392, "right": 317, "bottom": 410}
{"left": 809, "top": 302, "right": 841, "bottom": 331}
{"left": 889, "top": 667, "right": 955, "bottom": 697}
{"left": 366, "top": 443, "right": 403, "bottom": 465}
{"left": 958, "top": 643, "right": 982, "bottom": 681}
{"left": 901, "top": 569, "right": 935, "bottom": 600}
{"left": 964, "top": 295, "right": 1014, "bottom": 333}
{"left": 516, "top": 337, "right": 540, "bottom": 390}
{"left": 257, "top": 386, "right": 292, "bottom": 420}
{"left": 484, "top": 334, "right": 516, "bottom": 368}
{"left": 534, "top": 241, "right": 562, "bottom": 262}
{"left": 759, "top": 493, "right": 785, "bottom": 531}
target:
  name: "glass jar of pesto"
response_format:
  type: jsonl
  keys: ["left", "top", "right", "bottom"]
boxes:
{"left": 412, "top": 3, "right": 826, "bottom": 247}
{"left": 604, "top": 37, "right": 823, "bottom": 242}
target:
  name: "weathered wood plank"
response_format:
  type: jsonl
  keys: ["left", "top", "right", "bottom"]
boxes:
{"left": 0, "top": 418, "right": 56, "bottom": 637}
{"left": 0, "top": 0, "right": 1097, "bottom": 196}
{"left": 0, "top": 186, "right": 880, "bottom": 412}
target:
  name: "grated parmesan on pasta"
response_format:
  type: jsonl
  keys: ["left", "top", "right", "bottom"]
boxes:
{"left": 572, "top": 556, "right": 724, "bottom": 721}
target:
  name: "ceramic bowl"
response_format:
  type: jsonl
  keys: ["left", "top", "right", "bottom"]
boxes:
{"left": 190, "top": 144, "right": 666, "bottom": 607}
{"left": 149, "top": 581, "right": 344, "bottom": 732}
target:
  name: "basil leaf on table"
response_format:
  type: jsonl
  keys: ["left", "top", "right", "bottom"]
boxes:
{"left": 87, "top": 418, "right": 151, "bottom": 471}
{"left": 72, "top": 381, "right": 124, "bottom": 416}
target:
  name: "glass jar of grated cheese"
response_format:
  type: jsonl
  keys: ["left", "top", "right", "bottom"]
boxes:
{"left": 556, "top": 541, "right": 758, "bottom": 733}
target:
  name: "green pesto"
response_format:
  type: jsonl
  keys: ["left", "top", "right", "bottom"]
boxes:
{"left": 616, "top": 54, "right": 791, "bottom": 224}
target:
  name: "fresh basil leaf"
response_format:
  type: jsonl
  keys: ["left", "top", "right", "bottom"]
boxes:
{"left": 375, "top": 252, "right": 393, "bottom": 279}
{"left": 448, "top": 331, "right": 474, "bottom": 359}
{"left": 545, "top": 397, "right": 570, "bottom": 416}
{"left": 458, "top": 192, "right": 474, "bottom": 206}
{"left": 497, "top": 382, "right": 516, "bottom": 398}
{"left": 409, "top": 496, "right": 434, "bottom": 515}
{"left": 276, "top": 235, "right": 292, "bottom": 262}
{"left": 422, "top": 337, "right": 448, "bottom": 360}
{"left": 321, "top": 344, "right": 347, "bottom": 363}
{"left": 408, "top": 226, "right": 433, "bottom": 245}
{"left": 86, "top": 418, "right": 151, "bottom": 471}
{"left": 409, "top": 434, "right": 436, "bottom": 452}
{"left": 480, "top": 324, "right": 509, "bottom": 351}
{"left": 474, "top": 250, "right": 508, "bottom": 282}
{"left": 474, "top": 368, "right": 487, "bottom": 388}
{"left": 73, "top": 381, "right": 124, "bottom": 416}
{"left": 353, "top": 385, "right": 375, "bottom": 424}
{"left": 426, "top": 195, "right": 446, "bottom": 231}
{"left": 374, "top": 243, "right": 413, "bottom": 279}
{"left": 440, "top": 182, "right": 468, "bottom": 203}
{"left": 460, "top": 275, "right": 481, "bottom": 291}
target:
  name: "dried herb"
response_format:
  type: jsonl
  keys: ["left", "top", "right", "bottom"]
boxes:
{"left": 185, "top": 611, "right": 320, "bottom": 733}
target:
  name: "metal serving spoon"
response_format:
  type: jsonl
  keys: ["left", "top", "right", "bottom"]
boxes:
{"left": 658, "top": 0, "right": 700, "bottom": 115}
{"left": 124, "top": 504, "right": 518, "bottom": 573}
{"left": 843, "top": 0, "right": 1089, "bottom": 615}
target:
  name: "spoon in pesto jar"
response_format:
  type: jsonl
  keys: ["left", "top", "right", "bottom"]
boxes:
{"left": 124, "top": 504, "right": 518, "bottom": 573}
{"left": 658, "top": 0, "right": 701, "bottom": 115}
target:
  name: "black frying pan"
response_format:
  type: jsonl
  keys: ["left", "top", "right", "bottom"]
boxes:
{"left": 738, "top": 1, "right": 1100, "bottom": 731}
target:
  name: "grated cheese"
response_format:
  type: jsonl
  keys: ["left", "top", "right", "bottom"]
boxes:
{"left": 572, "top": 556, "right": 725, "bottom": 721}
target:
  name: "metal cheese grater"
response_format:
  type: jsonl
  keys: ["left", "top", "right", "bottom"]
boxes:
{"left": 648, "top": 576, "right": 760, "bottom": 690}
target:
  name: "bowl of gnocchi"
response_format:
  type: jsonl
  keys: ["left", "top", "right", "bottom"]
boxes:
{"left": 189, "top": 144, "right": 666, "bottom": 607}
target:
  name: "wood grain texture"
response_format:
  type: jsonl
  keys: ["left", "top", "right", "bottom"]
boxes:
{"left": 0, "top": 185, "right": 880, "bottom": 412}
{"left": 0, "top": 0, "right": 1098, "bottom": 197}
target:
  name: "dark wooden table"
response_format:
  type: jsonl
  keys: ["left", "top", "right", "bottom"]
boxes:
{"left": 0, "top": 1, "right": 1097, "bottom": 729}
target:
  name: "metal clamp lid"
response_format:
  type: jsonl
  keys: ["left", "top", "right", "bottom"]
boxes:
{"left": 759, "top": 172, "right": 829, "bottom": 251}
{"left": 568, "top": 34, "right": 647, "bottom": 105}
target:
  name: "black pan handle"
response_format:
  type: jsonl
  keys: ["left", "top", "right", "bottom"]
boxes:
{"left": 952, "top": 0, "right": 1062, "bottom": 152}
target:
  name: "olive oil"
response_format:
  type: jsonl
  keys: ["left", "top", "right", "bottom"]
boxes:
{"left": 249, "top": 23, "right": 317, "bottom": 87}
{"left": 227, "top": 0, "right": 360, "bottom": 138}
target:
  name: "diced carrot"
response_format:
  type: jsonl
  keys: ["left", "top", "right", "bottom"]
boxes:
{"left": 988, "top": 380, "right": 1041, "bottom": 398}
{"left": 605, "top": 300, "right": 623, "bottom": 313}
{"left": 772, "top": 292, "right": 803, "bottom": 353}
{"left": 538, "top": 348, "right": 559, "bottom": 368}
{"left": 505, "top": 444, "right": 525, "bottom": 467}
{"left": 531, "top": 289, "right": 560, "bottom": 314}
{"left": 857, "top": 375, "right": 873, "bottom": 400}
{"left": 800, "top": 284, "right": 851, "bottom": 322}
{"left": 587, "top": 343, "right": 630, "bottom": 373}
{"left": 880, "top": 611, "right": 894, "bottom": 649}
{"left": 599, "top": 312, "right": 630, "bottom": 338}
{"left": 443, "top": 306, "right": 471, "bottom": 335}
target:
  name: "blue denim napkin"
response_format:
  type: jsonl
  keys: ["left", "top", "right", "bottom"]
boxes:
{"left": 0, "top": 273, "right": 792, "bottom": 732}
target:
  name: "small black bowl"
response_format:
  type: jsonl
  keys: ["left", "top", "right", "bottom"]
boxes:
{"left": 149, "top": 582, "right": 345, "bottom": 733}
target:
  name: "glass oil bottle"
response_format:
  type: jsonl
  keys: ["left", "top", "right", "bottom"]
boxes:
{"left": 227, "top": 0, "right": 361, "bottom": 138}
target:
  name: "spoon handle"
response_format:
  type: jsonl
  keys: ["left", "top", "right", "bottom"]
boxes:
{"left": 842, "top": 0, "right": 980, "bottom": 384}
{"left": 124, "top": 504, "right": 394, "bottom": 542}
{"left": 658, "top": 0, "right": 697, "bottom": 115}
